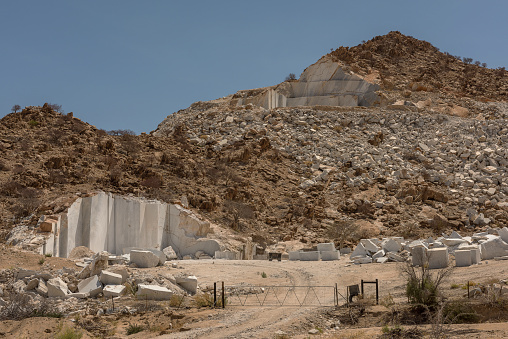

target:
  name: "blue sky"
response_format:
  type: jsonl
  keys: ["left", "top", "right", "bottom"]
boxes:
{"left": 1, "top": 1, "right": 507, "bottom": 133}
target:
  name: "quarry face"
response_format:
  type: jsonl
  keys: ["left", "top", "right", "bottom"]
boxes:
{"left": 9, "top": 192, "right": 223, "bottom": 259}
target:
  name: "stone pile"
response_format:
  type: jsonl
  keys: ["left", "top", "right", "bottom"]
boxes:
{"left": 155, "top": 100, "right": 508, "bottom": 233}
{"left": 349, "top": 227, "right": 508, "bottom": 268}
{"left": 0, "top": 248, "right": 201, "bottom": 317}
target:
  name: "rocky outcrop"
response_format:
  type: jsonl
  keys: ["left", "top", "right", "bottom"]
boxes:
{"left": 231, "top": 57, "right": 380, "bottom": 109}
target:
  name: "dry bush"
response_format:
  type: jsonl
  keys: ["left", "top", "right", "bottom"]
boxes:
{"left": 0, "top": 294, "right": 61, "bottom": 320}
{"left": 140, "top": 175, "right": 163, "bottom": 189}
{"left": 48, "top": 169, "right": 68, "bottom": 184}
{"left": 109, "top": 166, "right": 123, "bottom": 185}
{"left": 3, "top": 180, "right": 23, "bottom": 196}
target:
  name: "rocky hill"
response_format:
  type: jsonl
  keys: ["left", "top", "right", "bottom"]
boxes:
{"left": 329, "top": 31, "right": 508, "bottom": 103}
{"left": 2, "top": 32, "right": 508, "bottom": 253}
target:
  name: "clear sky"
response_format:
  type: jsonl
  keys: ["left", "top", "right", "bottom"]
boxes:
{"left": 1, "top": 0, "right": 507, "bottom": 133}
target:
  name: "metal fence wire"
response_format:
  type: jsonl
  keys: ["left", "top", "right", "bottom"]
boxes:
{"left": 225, "top": 285, "right": 340, "bottom": 307}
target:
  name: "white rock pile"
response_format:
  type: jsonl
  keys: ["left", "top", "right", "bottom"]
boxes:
{"left": 349, "top": 226, "right": 508, "bottom": 268}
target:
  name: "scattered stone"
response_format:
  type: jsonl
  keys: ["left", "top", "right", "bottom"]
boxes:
{"left": 77, "top": 275, "right": 103, "bottom": 297}
{"left": 163, "top": 246, "right": 178, "bottom": 260}
{"left": 47, "top": 277, "right": 70, "bottom": 297}
{"left": 130, "top": 250, "right": 160, "bottom": 268}
{"left": 100, "top": 271, "right": 123, "bottom": 285}
{"left": 136, "top": 284, "right": 173, "bottom": 300}
{"left": 103, "top": 285, "right": 126, "bottom": 298}
{"left": 176, "top": 276, "right": 198, "bottom": 294}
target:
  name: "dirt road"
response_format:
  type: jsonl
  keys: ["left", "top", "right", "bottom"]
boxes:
{"left": 158, "top": 258, "right": 508, "bottom": 338}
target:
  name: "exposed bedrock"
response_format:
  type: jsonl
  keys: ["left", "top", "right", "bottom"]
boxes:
{"left": 41, "top": 192, "right": 220, "bottom": 258}
{"left": 232, "top": 58, "right": 380, "bottom": 109}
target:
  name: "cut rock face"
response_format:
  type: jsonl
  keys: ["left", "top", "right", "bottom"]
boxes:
{"left": 232, "top": 58, "right": 380, "bottom": 109}
{"left": 36, "top": 192, "right": 221, "bottom": 260}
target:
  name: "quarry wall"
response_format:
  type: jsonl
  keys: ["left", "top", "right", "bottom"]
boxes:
{"left": 233, "top": 59, "right": 380, "bottom": 109}
{"left": 42, "top": 192, "right": 221, "bottom": 258}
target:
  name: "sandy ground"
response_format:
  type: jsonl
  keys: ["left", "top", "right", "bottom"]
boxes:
{"left": 0, "top": 247, "right": 507, "bottom": 338}
{"left": 154, "top": 257, "right": 508, "bottom": 338}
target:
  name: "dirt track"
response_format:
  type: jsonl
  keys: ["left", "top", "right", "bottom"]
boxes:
{"left": 158, "top": 257, "right": 508, "bottom": 338}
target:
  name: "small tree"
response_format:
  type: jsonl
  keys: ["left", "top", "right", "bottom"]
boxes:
{"left": 48, "top": 103, "right": 64, "bottom": 113}
{"left": 285, "top": 73, "right": 296, "bottom": 81}
{"left": 462, "top": 57, "right": 473, "bottom": 64}
{"left": 11, "top": 105, "right": 21, "bottom": 113}
{"left": 400, "top": 251, "right": 453, "bottom": 307}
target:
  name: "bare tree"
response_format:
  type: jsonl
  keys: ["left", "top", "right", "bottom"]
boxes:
{"left": 48, "top": 103, "right": 64, "bottom": 113}
{"left": 285, "top": 73, "right": 296, "bottom": 81}
{"left": 11, "top": 105, "right": 21, "bottom": 113}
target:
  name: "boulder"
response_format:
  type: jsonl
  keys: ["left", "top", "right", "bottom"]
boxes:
{"left": 498, "top": 227, "right": 508, "bottom": 244}
{"left": 130, "top": 250, "right": 160, "bottom": 268}
{"left": 103, "top": 285, "right": 126, "bottom": 298}
{"left": 15, "top": 269, "right": 37, "bottom": 280}
{"left": 317, "top": 243, "right": 335, "bottom": 252}
{"left": 299, "top": 251, "right": 321, "bottom": 261}
{"left": 106, "top": 266, "right": 128, "bottom": 284}
{"left": 26, "top": 278, "right": 39, "bottom": 290}
{"left": 77, "top": 251, "right": 109, "bottom": 279}
{"left": 321, "top": 250, "right": 340, "bottom": 261}
{"left": 427, "top": 247, "right": 449, "bottom": 269}
{"left": 163, "top": 246, "right": 178, "bottom": 260}
{"left": 176, "top": 276, "right": 198, "bottom": 294}
{"left": 288, "top": 251, "right": 300, "bottom": 261}
{"left": 100, "top": 271, "right": 123, "bottom": 285}
{"left": 78, "top": 275, "right": 103, "bottom": 297}
{"left": 12, "top": 280, "right": 26, "bottom": 294}
{"left": 136, "top": 284, "right": 173, "bottom": 300}
{"left": 47, "top": 277, "right": 70, "bottom": 297}
{"left": 36, "top": 279, "right": 48, "bottom": 297}
{"left": 360, "top": 239, "right": 381, "bottom": 253}
{"left": 455, "top": 249, "right": 472, "bottom": 267}
{"left": 381, "top": 238, "right": 401, "bottom": 253}
{"left": 480, "top": 238, "right": 508, "bottom": 260}
{"left": 350, "top": 243, "right": 368, "bottom": 259}
{"left": 387, "top": 252, "right": 405, "bottom": 262}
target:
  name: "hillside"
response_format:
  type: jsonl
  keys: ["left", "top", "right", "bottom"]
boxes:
{"left": 329, "top": 31, "right": 508, "bottom": 103}
{"left": 2, "top": 32, "right": 508, "bottom": 253}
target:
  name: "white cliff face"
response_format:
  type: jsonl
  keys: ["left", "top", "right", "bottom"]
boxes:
{"left": 42, "top": 192, "right": 220, "bottom": 258}
{"left": 233, "top": 58, "right": 380, "bottom": 109}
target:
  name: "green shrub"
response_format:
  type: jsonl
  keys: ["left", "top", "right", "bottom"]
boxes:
{"left": 261, "top": 272, "right": 267, "bottom": 278}
{"left": 400, "top": 257, "right": 453, "bottom": 307}
{"left": 29, "top": 120, "right": 39, "bottom": 127}
{"left": 126, "top": 323, "right": 144, "bottom": 335}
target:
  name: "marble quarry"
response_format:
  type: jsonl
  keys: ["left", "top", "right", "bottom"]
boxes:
{"left": 38, "top": 192, "right": 221, "bottom": 259}
{"left": 232, "top": 57, "right": 380, "bottom": 109}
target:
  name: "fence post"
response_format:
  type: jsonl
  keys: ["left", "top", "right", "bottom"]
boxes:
{"left": 467, "top": 281, "right": 470, "bottom": 298}
{"left": 214, "top": 282, "right": 217, "bottom": 307}
{"left": 375, "top": 279, "right": 379, "bottom": 305}
{"left": 361, "top": 279, "right": 364, "bottom": 296}
{"left": 222, "top": 281, "right": 225, "bottom": 309}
